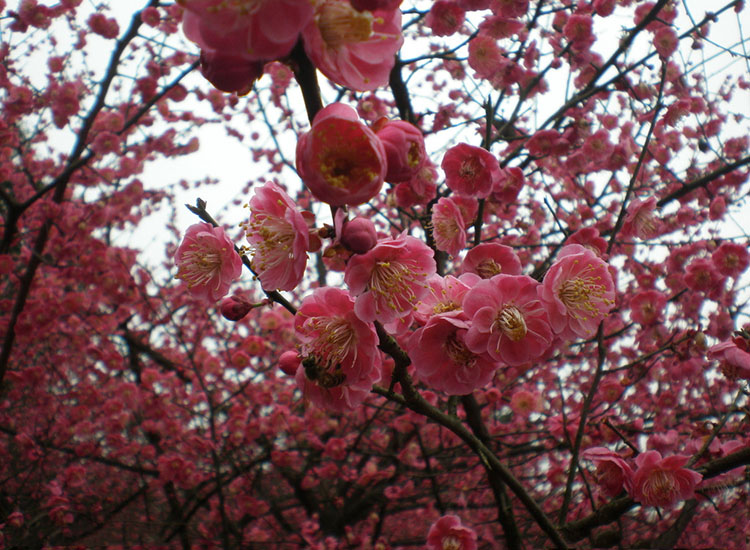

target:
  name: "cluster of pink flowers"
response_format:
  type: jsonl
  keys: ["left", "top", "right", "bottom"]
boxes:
{"left": 179, "top": 0, "right": 403, "bottom": 92}
{"left": 583, "top": 447, "right": 703, "bottom": 508}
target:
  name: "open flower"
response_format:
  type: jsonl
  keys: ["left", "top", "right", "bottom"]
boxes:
{"left": 302, "top": 0, "right": 403, "bottom": 91}
{"left": 463, "top": 274, "right": 554, "bottom": 366}
{"left": 442, "top": 143, "right": 501, "bottom": 199}
{"left": 630, "top": 451, "right": 702, "bottom": 508}
{"left": 432, "top": 197, "right": 467, "bottom": 257}
{"left": 344, "top": 234, "right": 437, "bottom": 325}
{"left": 582, "top": 447, "right": 634, "bottom": 497}
{"left": 414, "top": 274, "right": 473, "bottom": 325}
{"left": 426, "top": 515, "right": 477, "bottom": 550}
{"left": 294, "top": 287, "right": 380, "bottom": 412}
{"left": 539, "top": 244, "right": 616, "bottom": 340}
{"left": 461, "top": 242, "right": 522, "bottom": 279}
{"left": 175, "top": 222, "right": 243, "bottom": 302}
{"left": 179, "top": 0, "right": 313, "bottom": 62}
{"left": 410, "top": 314, "right": 499, "bottom": 395}
{"left": 241, "top": 181, "right": 312, "bottom": 291}
{"left": 708, "top": 340, "right": 750, "bottom": 380}
{"left": 296, "top": 103, "right": 387, "bottom": 206}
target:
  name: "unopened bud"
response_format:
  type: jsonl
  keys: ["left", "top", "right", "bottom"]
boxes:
{"left": 340, "top": 217, "right": 377, "bottom": 254}
{"left": 220, "top": 295, "right": 253, "bottom": 321}
{"left": 278, "top": 350, "right": 301, "bottom": 376}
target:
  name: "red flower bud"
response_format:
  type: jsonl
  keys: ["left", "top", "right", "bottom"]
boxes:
{"left": 220, "top": 295, "right": 253, "bottom": 321}
{"left": 340, "top": 217, "right": 377, "bottom": 254}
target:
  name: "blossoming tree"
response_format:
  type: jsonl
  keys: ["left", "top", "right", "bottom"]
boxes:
{"left": 1, "top": 0, "right": 749, "bottom": 548}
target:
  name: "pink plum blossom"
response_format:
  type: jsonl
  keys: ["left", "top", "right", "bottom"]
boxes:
{"left": 198, "top": 50, "right": 264, "bottom": 94}
{"left": 179, "top": 0, "right": 313, "bottom": 62}
{"left": 432, "top": 197, "right": 467, "bottom": 257}
{"left": 510, "top": 389, "right": 542, "bottom": 417}
{"left": 426, "top": 515, "right": 477, "bottom": 550}
{"left": 629, "top": 289, "right": 667, "bottom": 326}
{"left": 344, "top": 234, "right": 437, "bottom": 325}
{"left": 621, "top": 197, "right": 661, "bottom": 240}
{"left": 711, "top": 241, "right": 749, "bottom": 278}
{"left": 461, "top": 243, "right": 522, "bottom": 279}
{"left": 175, "top": 222, "right": 243, "bottom": 302}
{"left": 394, "top": 161, "right": 439, "bottom": 208}
{"left": 566, "top": 226, "right": 607, "bottom": 257}
{"left": 708, "top": 340, "right": 750, "bottom": 380}
{"left": 302, "top": 0, "right": 403, "bottom": 91}
{"left": 539, "top": 244, "right": 616, "bottom": 340}
{"left": 684, "top": 257, "right": 724, "bottom": 294}
{"left": 220, "top": 295, "right": 254, "bottom": 321}
{"left": 414, "top": 274, "right": 473, "bottom": 325}
{"left": 241, "top": 181, "right": 312, "bottom": 291}
{"left": 350, "top": 0, "right": 402, "bottom": 11}
{"left": 339, "top": 216, "right": 378, "bottom": 254}
{"left": 582, "top": 447, "right": 634, "bottom": 497}
{"left": 294, "top": 287, "right": 381, "bottom": 412}
{"left": 630, "top": 451, "right": 702, "bottom": 508}
{"left": 442, "top": 143, "right": 501, "bottom": 199}
{"left": 463, "top": 275, "right": 554, "bottom": 366}
{"left": 490, "top": 166, "right": 524, "bottom": 204}
{"left": 372, "top": 118, "right": 427, "bottom": 183}
{"left": 468, "top": 34, "right": 503, "bottom": 80}
{"left": 296, "top": 103, "right": 387, "bottom": 206}
{"left": 425, "top": 1, "right": 466, "bottom": 36}
{"left": 410, "top": 314, "right": 499, "bottom": 394}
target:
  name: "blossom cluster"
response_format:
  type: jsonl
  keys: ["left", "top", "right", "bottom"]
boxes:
{"left": 178, "top": 0, "right": 403, "bottom": 93}
{"left": 289, "top": 240, "right": 615, "bottom": 410}
{"left": 583, "top": 448, "right": 703, "bottom": 509}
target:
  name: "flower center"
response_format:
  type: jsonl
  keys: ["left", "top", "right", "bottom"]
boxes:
{"left": 558, "top": 264, "right": 610, "bottom": 319}
{"left": 176, "top": 243, "right": 223, "bottom": 288}
{"left": 634, "top": 210, "right": 657, "bottom": 238}
{"left": 444, "top": 333, "right": 476, "bottom": 368}
{"left": 433, "top": 300, "right": 461, "bottom": 314}
{"left": 243, "top": 214, "right": 295, "bottom": 270}
{"left": 493, "top": 304, "right": 527, "bottom": 342}
{"left": 318, "top": 2, "right": 373, "bottom": 49}
{"left": 642, "top": 469, "right": 677, "bottom": 506}
{"left": 307, "top": 317, "right": 357, "bottom": 367}
{"left": 458, "top": 156, "right": 481, "bottom": 180}
{"left": 475, "top": 258, "right": 503, "bottom": 278}
{"left": 369, "top": 260, "right": 421, "bottom": 313}
{"left": 442, "top": 536, "right": 461, "bottom": 550}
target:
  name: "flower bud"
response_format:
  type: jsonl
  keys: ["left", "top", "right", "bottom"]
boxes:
{"left": 278, "top": 350, "right": 301, "bottom": 376}
{"left": 340, "top": 217, "right": 377, "bottom": 254}
{"left": 220, "top": 295, "right": 253, "bottom": 321}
